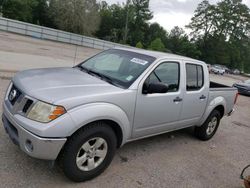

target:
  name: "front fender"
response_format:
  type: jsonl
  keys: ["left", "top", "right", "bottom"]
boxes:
{"left": 198, "top": 96, "right": 226, "bottom": 126}
{"left": 67, "top": 103, "right": 131, "bottom": 145}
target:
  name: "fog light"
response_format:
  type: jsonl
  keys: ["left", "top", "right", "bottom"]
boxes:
{"left": 25, "top": 139, "right": 33, "bottom": 152}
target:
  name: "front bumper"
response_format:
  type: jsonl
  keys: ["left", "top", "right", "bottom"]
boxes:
{"left": 2, "top": 106, "right": 67, "bottom": 160}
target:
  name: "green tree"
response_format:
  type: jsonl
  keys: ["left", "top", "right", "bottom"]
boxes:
{"left": 95, "top": 1, "right": 112, "bottom": 40}
{"left": 0, "top": 0, "right": 7, "bottom": 15}
{"left": 32, "top": 0, "right": 55, "bottom": 27}
{"left": 144, "top": 22, "right": 168, "bottom": 48}
{"left": 2, "top": 0, "right": 38, "bottom": 23}
{"left": 96, "top": 0, "right": 152, "bottom": 46}
{"left": 187, "top": 0, "right": 216, "bottom": 41}
{"left": 148, "top": 38, "right": 165, "bottom": 51}
{"left": 136, "top": 41, "right": 143, "bottom": 48}
{"left": 128, "top": 0, "right": 153, "bottom": 46}
{"left": 214, "top": 0, "right": 250, "bottom": 40}
{"left": 187, "top": 0, "right": 250, "bottom": 71}
{"left": 165, "top": 26, "right": 201, "bottom": 58}
{"left": 96, "top": 3, "right": 127, "bottom": 42}
{"left": 52, "top": 0, "right": 100, "bottom": 36}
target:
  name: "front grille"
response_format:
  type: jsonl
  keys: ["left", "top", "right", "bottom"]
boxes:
{"left": 7, "top": 84, "right": 34, "bottom": 115}
{"left": 8, "top": 85, "right": 22, "bottom": 105}
{"left": 22, "top": 99, "right": 33, "bottom": 113}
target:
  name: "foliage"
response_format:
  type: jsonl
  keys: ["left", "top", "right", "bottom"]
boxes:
{"left": 32, "top": 0, "right": 54, "bottom": 27}
{"left": 136, "top": 41, "right": 143, "bottom": 48}
{"left": 51, "top": 0, "right": 100, "bottom": 36}
{"left": 96, "top": 2, "right": 127, "bottom": 42}
{"left": 164, "top": 27, "right": 201, "bottom": 58}
{"left": 128, "top": 0, "right": 153, "bottom": 46}
{"left": 144, "top": 23, "right": 168, "bottom": 48}
{"left": 148, "top": 38, "right": 165, "bottom": 51}
{"left": 1, "top": 0, "right": 250, "bottom": 72}
{"left": 96, "top": 0, "right": 152, "bottom": 46}
{"left": 187, "top": 0, "right": 250, "bottom": 72}
{"left": 2, "top": 0, "right": 38, "bottom": 23}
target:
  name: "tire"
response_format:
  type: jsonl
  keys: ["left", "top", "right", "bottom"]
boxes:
{"left": 61, "top": 122, "right": 117, "bottom": 182}
{"left": 194, "top": 110, "right": 221, "bottom": 141}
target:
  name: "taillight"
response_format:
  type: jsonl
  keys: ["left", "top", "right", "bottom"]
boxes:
{"left": 234, "top": 92, "right": 239, "bottom": 104}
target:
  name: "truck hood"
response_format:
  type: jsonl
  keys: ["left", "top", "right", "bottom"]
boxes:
{"left": 13, "top": 68, "right": 124, "bottom": 109}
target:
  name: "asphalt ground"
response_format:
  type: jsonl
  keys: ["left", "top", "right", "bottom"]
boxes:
{"left": 0, "top": 31, "right": 250, "bottom": 188}
{"left": 0, "top": 31, "right": 100, "bottom": 72}
{"left": 0, "top": 73, "right": 250, "bottom": 188}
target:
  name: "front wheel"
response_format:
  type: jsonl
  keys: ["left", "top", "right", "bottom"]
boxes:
{"left": 194, "top": 110, "right": 221, "bottom": 141}
{"left": 61, "top": 122, "right": 117, "bottom": 182}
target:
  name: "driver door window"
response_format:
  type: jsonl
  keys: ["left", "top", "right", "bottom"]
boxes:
{"left": 133, "top": 61, "right": 183, "bottom": 138}
{"left": 146, "top": 62, "right": 180, "bottom": 92}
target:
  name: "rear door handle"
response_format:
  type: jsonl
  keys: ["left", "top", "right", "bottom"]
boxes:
{"left": 200, "top": 95, "right": 206, "bottom": 100}
{"left": 173, "top": 97, "right": 183, "bottom": 102}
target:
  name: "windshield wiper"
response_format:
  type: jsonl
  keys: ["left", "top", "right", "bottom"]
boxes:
{"left": 77, "top": 65, "right": 89, "bottom": 73}
{"left": 88, "top": 70, "right": 120, "bottom": 87}
{"left": 78, "top": 66, "right": 121, "bottom": 87}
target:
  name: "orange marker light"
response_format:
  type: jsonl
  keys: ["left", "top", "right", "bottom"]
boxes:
{"left": 49, "top": 106, "right": 66, "bottom": 120}
{"left": 53, "top": 106, "right": 66, "bottom": 115}
{"left": 49, "top": 115, "right": 58, "bottom": 120}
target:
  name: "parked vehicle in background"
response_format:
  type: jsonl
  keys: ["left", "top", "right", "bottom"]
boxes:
{"left": 233, "top": 69, "right": 240, "bottom": 75}
{"left": 2, "top": 48, "right": 238, "bottom": 182}
{"left": 226, "top": 68, "right": 233, "bottom": 74}
{"left": 211, "top": 65, "right": 225, "bottom": 75}
{"left": 233, "top": 79, "right": 250, "bottom": 96}
{"left": 221, "top": 66, "right": 231, "bottom": 74}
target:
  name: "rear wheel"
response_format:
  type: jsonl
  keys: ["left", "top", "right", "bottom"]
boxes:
{"left": 61, "top": 122, "right": 117, "bottom": 182}
{"left": 194, "top": 110, "right": 221, "bottom": 141}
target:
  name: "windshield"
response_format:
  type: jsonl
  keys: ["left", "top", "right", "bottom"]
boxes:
{"left": 77, "top": 49, "right": 156, "bottom": 88}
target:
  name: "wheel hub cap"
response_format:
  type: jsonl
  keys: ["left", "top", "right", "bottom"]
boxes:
{"left": 206, "top": 117, "right": 218, "bottom": 135}
{"left": 76, "top": 137, "right": 108, "bottom": 171}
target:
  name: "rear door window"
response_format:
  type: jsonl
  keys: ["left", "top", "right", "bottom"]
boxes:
{"left": 186, "top": 63, "right": 204, "bottom": 91}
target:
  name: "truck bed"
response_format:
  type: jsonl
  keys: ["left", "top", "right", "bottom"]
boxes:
{"left": 210, "top": 81, "right": 236, "bottom": 91}
{"left": 209, "top": 81, "right": 237, "bottom": 115}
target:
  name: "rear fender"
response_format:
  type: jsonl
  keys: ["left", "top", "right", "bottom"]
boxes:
{"left": 198, "top": 96, "right": 226, "bottom": 126}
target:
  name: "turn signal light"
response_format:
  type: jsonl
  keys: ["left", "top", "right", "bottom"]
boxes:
{"left": 49, "top": 106, "right": 66, "bottom": 120}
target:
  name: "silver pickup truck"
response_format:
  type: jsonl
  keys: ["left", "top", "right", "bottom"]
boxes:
{"left": 2, "top": 48, "right": 238, "bottom": 182}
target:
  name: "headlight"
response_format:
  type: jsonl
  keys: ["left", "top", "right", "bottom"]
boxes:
{"left": 27, "top": 101, "right": 66, "bottom": 123}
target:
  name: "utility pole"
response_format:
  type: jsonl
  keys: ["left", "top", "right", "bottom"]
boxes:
{"left": 123, "top": 0, "right": 130, "bottom": 44}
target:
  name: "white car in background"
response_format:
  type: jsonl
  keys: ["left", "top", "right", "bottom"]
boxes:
{"left": 211, "top": 65, "right": 225, "bottom": 75}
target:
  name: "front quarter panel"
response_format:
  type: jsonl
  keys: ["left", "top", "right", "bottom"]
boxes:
{"left": 68, "top": 103, "right": 131, "bottom": 145}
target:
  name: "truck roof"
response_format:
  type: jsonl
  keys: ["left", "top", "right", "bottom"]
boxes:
{"left": 116, "top": 47, "right": 206, "bottom": 65}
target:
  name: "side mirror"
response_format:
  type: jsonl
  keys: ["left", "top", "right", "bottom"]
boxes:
{"left": 143, "top": 82, "right": 168, "bottom": 94}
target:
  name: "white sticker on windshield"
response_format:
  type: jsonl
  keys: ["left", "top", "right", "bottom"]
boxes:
{"left": 131, "top": 58, "right": 148, "bottom": 65}
{"left": 126, "top": 75, "right": 134, "bottom": 81}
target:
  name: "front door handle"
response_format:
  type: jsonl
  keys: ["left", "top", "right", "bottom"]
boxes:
{"left": 200, "top": 95, "right": 206, "bottom": 100}
{"left": 173, "top": 97, "right": 183, "bottom": 102}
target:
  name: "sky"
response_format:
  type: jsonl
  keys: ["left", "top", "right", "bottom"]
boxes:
{"left": 104, "top": 0, "right": 250, "bottom": 32}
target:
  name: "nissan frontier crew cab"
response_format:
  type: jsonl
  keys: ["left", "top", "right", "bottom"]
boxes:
{"left": 2, "top": 48, "right": 238, "bottom": 182}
